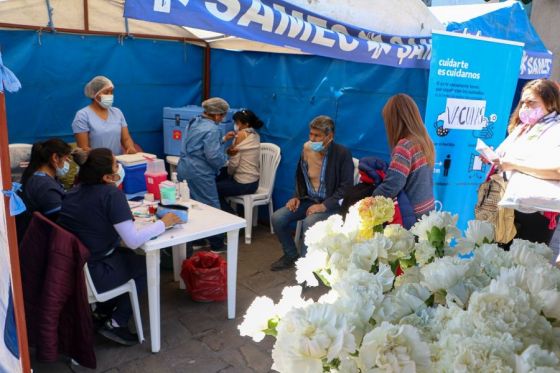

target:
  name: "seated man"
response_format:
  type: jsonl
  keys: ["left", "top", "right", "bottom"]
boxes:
{"left": 270, "top": 115, "right": 354, "bottom": 271}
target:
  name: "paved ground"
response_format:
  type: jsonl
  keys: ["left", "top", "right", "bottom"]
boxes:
{"left": 30, "top": 224, "right": 325, "bottom": 373}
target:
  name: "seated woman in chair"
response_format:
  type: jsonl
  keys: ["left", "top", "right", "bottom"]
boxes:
{"left": 217, "top": 109, "right": 263, "bottom": 214}
{"left": 58, "top": 148, "right": 181, "bottom": 346}
{"left": 16, "top": 139, "right": 72, "bottom": 241}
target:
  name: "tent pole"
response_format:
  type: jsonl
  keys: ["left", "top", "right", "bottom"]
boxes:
{"left": 83, "top": 0, "right": 89, "bottom": 32}
{"left": 0, "top": 23, "right": 207, "bottom": 45}
{"left": 0, "top": 92, "right": 31, "bottom": 373}
{"left": 204, "top": 46, "right": 211, "bottom": 100}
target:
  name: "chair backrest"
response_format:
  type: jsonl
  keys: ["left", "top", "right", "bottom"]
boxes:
{"left": 258, "top": 143, "right": 282, "bottom": 197}
{"left": 353, "top": 157, "right": 360, "bottom": 185}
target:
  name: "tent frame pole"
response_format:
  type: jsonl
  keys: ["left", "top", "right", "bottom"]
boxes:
{"left": 0, "top": 92, "right": 31, "bottom": 373}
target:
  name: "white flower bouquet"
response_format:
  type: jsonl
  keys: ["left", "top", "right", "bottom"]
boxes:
{"left": 239, "top": 197, "right": 560, "bottom": 372}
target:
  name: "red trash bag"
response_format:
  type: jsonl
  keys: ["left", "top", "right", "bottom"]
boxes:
{"left": 181, "top": 251, "right": 227, "bottom": 302}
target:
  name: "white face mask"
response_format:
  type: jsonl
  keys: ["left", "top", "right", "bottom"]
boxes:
{"left": 114, "top": 163, "right": 125, "bottom": 187}
{"left": 234, "top": 124, "right": 239, "bottom": 132}
{"left": 99, "top": 94, "right": 114, "bottom": 109}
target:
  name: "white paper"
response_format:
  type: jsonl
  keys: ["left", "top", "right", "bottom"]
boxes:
{"left": 475, "top": 139, "right": 499, "bottom": 162}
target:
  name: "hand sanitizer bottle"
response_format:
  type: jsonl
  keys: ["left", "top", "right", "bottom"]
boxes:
{"left": 171, "top": 172, "right": 180, "bottom": 201}
{"left": 180, "top": 180, "right": 190, "bottom": 202}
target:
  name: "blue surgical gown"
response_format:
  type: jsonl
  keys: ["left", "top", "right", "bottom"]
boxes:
{"left": 177, "top": 116, "right": 227, "bottom": 208}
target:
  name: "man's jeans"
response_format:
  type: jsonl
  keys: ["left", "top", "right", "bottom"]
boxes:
{"left": 271, "top": 199, "right": 339, "bottom": 258}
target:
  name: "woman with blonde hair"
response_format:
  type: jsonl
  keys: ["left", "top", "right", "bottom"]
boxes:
{"left": 372, "top": 93, "right": 435, "bottom": 220}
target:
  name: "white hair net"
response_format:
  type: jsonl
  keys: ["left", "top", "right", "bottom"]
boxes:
{"left": 84, "top": 76, "right": 114, "bottom": 99}
{"left": 202, "top": 97, "right": 229, "bottom": 115}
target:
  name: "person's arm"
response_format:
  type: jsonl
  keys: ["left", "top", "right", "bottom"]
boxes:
{"left": 203, "top": 130, "right": 228, "bottom": 171}
{"left": 500, "top": 159, "right": 560, "bottom": 180}
{"left": 114, "top": 219, "right": 165, "bottom": 249}
{"left": 372, "top": 144, "right": 410, "bottom": 198}
{"left": 72, "top": 110, "right": 91, "bottom": 151}
{"left": 322, "top": 147, "right": 355, "bottom": 210}
{"left": 75, "top": 132, "right": 90, "bottom": 151}
{"left": 227, "top": 149, "right": 241, "bottom": 175}
{"left": 116, "top": 109, "right": 136, "bottom": 154}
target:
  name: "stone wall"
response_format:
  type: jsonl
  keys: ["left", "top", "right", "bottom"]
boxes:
{"left": 531, "top": 0, "right": 560, "bottom": 80}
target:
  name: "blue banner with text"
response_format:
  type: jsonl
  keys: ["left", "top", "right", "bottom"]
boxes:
{"left": 424, "top": 31, "right": 523, "bottom": 229}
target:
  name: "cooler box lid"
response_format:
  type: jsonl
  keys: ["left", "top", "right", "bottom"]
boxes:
{"left": 116, "top": 152, "right": 157, "bottom": 166}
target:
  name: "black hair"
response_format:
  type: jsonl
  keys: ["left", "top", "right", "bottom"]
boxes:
{"left": 232, "top": 109, "right": 264, "bottom": 129}
{"left": 76, "top": 148, "right": 114, "bottom": 185}
{"left": 21, "top": 138, "right": 71, "bottom": 186}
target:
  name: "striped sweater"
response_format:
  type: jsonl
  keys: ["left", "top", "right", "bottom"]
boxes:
{"left": 372, "top": 138, "right": 435, "bottom": 219}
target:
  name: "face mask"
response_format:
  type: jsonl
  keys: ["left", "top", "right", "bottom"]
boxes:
{"left": 519, "top": 107, "right": 544, "bottom": 126}
{"left": 99, "top": 94, "right": 114, "bottom": 109}
{"left": 234, "top": 124, "right": 239, "bottom": 132}
{"left": 309, "top": 141, "right": 325, "bottom": 152}
{"left": 113, "top": 163, "right": 125, "bottom": 187}
{"left": 56, "top": 161, "right": 70, "bottom": 177}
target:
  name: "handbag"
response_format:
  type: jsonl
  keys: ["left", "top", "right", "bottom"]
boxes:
{"left": 498, "top": 171, "right": 560, "bottom": 213}
{"left": 475, "top": 167, "right": 516, "bottom": 243}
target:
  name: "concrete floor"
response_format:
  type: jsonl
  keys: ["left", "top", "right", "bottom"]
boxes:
{"left": 30, "top": 224, "right": 326, "bottom": 373}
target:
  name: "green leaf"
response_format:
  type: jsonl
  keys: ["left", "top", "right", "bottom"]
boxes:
{"left": 314, "top": 270, "right": 332, "bottom": 287}
{"left": 263, "top": 316, "right": 279, "bottom": 337}
{"left": 427, "top": 226, "right": 446, "bottom": 251}
{"left": 399, "top": 256, "right": 416, "bottom": 269}
{"left": 425, "top": 294, "right": 435, "bottom": 307}
{"left": 373, "top": 224, "right": 384, "bottom": 233}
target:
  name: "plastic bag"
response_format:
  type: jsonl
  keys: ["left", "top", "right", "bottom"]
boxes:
{"left": 181, "top": 251, "right": 227, "bottom": 302}
{"left": 499, "top": 171, "right": 560, "bottom": 213}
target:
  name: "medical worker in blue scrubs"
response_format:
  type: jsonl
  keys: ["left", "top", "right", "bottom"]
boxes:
{"left": 72, "top": 76, "right": 137, "bottom": 155}
{"left": 177, "top": 97, "right": 233, "bottom": 251}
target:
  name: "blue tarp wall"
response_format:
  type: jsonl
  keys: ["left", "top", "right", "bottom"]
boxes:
{"left": 1, "top": 29, "right": 429, "bottom": 209}
{"left": 209, "top": 49, "right": 429, "bottom": 205}
{"left": 0, "top": 30, "right": 203, "bottom": 155}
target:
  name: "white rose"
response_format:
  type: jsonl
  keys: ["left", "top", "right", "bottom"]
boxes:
{"left": 384, "top": 224, "right": 416, "bottom": 261}
{"left": 414, "top": 241, "right": 436, "bottom": 266}
{"left": 238, "top": 296, "right": 277, "bottom": 342}
{"left": 358, "top": 322, "right": 431, "bottom": 373}
{"left": 420, "top": 256, "right": 470, "bottom": 293}
{"left": 272, "top": 303, "right": 356, "bottom": 373}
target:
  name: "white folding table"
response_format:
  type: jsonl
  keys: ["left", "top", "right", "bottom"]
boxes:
{"left": 140, "top": 201, "right": 246, "bottom": 353}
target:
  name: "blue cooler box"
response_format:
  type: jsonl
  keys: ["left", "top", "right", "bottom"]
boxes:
{"left": 122, "top": 163, "right": 147, "bottom": 194}
{"left": 163, "top": 105, "right": 237, "bottom": 156}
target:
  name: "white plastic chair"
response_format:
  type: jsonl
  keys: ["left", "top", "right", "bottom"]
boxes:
{"left": 295, "top": 157, "right": 360, "bottom": 250}
{"left": 226, "top": 143, "right": 281, "bottom": 244}
{"left": 84, "top": 265, "right": 144, "bottom": 343}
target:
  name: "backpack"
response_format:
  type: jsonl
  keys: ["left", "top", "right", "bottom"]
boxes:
{"left": 475, "top": 173, "right": 516, "bottom": 244}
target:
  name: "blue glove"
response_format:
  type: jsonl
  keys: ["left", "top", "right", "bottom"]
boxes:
{"left": 2, "top": 182, "right": 26, "bottom": 216}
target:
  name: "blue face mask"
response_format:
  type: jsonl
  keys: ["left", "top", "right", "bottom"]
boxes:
{"left": 310, "top": 141, "right": 325, "bottom": 152}
{"left": 56, "top": 161, "right": 70, "bottom": 177}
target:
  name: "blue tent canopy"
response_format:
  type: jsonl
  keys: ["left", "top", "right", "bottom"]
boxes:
{"left": 437, "top": 1, "right": 553, "bottom": 79}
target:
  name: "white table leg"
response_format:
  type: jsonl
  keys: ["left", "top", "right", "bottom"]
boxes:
{"left": 145, "top": 250, "right": 161, "bottom": 353}
{"left": 171, "top": 243, "right": 187, "bottom": 289}
{"left": 226, "top": 229, "right": 239, "bottom": 319}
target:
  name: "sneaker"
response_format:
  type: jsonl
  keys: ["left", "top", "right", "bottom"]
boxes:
{"left": 98, "top": 320, "right": 138, "bottom": 346}
{"left": 270, "top": 255, "right": 299, "bottom": 271}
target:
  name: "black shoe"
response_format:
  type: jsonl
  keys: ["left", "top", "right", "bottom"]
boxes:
{"left": 270, "top": 255, "right": 299, "bottom": 271}
{"left": 92, "top": 310, "right": 110, "bottom": 331}
{"left": 98, "top": 320, "right": 138, "bottom": 346}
